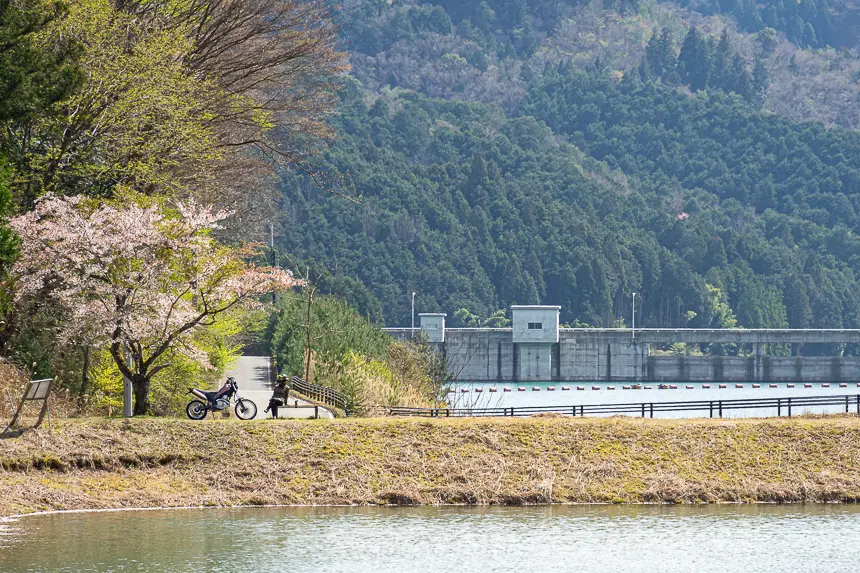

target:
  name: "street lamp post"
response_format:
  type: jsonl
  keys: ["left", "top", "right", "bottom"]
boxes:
{"left": 411, "top": 292, "right": 416, "bottom": 339}
{"left": 632, "top": 292, "right": 636, "bottom": 339}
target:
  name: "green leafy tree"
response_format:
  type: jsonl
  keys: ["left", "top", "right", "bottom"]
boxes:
{"left": 482, "top": 309, "right": 510, "bottom": 327}
{"left": 756, "top": 27, "right": 778, "bottom": 54}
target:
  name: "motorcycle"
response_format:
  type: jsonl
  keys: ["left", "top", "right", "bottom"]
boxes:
{"left": 185, "top": 377, "right": 257, "bottom": 420}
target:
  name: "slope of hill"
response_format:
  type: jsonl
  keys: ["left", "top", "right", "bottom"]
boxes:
{"left": 340, "top": 1, "right": 860, "bottom": 128}
{"left": 276, "top": 0, "right": 860, "bottom": 343}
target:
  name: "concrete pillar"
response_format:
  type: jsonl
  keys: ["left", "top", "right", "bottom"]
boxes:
{"left": 754, "top": 342, "right": 763, "bottom": 381}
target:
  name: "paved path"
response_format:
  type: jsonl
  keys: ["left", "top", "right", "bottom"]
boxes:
{"left": 222, "top": 356, "right": 334, "bottom": 419}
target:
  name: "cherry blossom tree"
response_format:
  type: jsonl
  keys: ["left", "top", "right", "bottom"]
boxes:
{"left": 9, "top": 194, "right": 302, "bottom": 415}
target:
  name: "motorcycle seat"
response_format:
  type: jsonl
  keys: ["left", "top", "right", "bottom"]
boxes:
{"left": 201, "top": 390, "right": 218, "bottom": 400}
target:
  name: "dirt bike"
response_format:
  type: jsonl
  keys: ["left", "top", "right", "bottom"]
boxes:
{"left": 185, "top": 377, "right": 257, "bottom": 420}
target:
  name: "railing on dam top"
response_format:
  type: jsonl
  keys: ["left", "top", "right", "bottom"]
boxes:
{"left": 390, "top": 394, "right": 860, "bottom": 419}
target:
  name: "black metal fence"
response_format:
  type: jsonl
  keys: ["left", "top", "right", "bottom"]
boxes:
{"left": 390, "top": 394, "right": 860, "bottom": 419}
{"left": 290, "top": 376, "right": 350, "bottom": 415}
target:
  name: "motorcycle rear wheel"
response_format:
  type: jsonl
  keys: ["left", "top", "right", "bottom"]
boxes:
{"left": 186, "top": 400, "right": 208, "bottom": 420}
{"left": 235, "top": 399, "right": 257, "bottom": 420}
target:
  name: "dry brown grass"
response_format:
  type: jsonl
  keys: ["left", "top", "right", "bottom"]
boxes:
{"left": 0, "top": 359, "right": 28, "bottom": 421}
{"left": 3, "top": 415, "right": 860, "bottom": 516}
{"left": 0, "top": 359, "right": 94, "bottom": 424}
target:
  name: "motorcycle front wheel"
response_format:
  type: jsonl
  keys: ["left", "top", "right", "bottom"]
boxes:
{"left": 186, "top": 400, "right": 208, "bottom": 420}
{"left": 235, "top": 399, "right": 257, "bottom": 420}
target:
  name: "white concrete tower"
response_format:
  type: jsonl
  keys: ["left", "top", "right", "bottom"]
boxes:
{"left": 511, "top": 305, "right": 560, "bottom": 380}
{"left": 419, "top": 313, "right": 446, "bottom": 343}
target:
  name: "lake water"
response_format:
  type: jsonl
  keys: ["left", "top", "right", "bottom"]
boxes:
{"left": 446, "top": 381, "right": 860, "bottom": 417}
{"left": 2, "top": 505, "right": 859, "bottom": 572}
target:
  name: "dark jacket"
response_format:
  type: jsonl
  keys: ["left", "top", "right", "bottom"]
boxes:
{"left": 271, "top": 383, "right": 289, "bottom": 403}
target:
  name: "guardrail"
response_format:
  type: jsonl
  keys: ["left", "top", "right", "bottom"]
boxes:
{"left": 290, "top": 376, "right": 350, "bottom": 415}
{"left": 390, "top": 394, "right": 860, "bottom": 419}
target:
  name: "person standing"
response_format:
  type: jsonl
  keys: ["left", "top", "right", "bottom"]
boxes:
{"left": 265, "top": 376, "right": 290, "bottom": 419}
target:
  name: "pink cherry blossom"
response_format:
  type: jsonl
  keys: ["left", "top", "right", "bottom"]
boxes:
{"left": 10, "top": 195, "right": 303, "bottom": 415}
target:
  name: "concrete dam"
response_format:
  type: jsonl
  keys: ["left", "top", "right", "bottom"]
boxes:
{"left": 385, "top": 306, "right": 860, "bottom": 383}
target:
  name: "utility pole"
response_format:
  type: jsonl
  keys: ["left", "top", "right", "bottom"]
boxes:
{"left": 411, "top": 292, "right": 416, "bottom": 339}
{"left": 305, "top": 267, "right": 315, "bottom": 383}
{"left": 632, "top": 292, "right": 636, "bottom": 339}
{"left": 270, "top": 224, "right": 276, "bottom": 304}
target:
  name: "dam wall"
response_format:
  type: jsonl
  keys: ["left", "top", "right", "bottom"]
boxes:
{"left": 386, "top": 308, "right": 860, "bottom": 382}
{"left": 646, "top": 355, "right": 860, "bottom": 382}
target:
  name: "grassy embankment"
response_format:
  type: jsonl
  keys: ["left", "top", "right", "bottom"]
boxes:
{"left": 2, "top": 415, "right": 860, "bottom": 517}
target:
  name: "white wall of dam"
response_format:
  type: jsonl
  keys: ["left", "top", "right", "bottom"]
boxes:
{"left": 386, "top": 324, "right": 860, "bottom": 383}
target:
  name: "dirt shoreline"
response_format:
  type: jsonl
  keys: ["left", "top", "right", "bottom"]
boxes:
{"left": 3, "top": 416, "right": 860, "bottom": 517}
{"left": 0, "top": 499, "right": 836, "bottom": 522}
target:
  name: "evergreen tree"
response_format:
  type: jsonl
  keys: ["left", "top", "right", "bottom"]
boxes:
{"left": 816, "top": 0, "right": 832, "bottom": 36}
{"left": 466, "top": 152, "right": 488, "bottom": 192}
{"left": 677, "top": 28, "right": 711, "bottom": 89}
{"left": 711, "top": 29, "right": 732, "bottom": 91}
{"left": 0, "top": 1, "right": 79, "bottom": 124}
{"left": 0, "top": 0, "right": 79, "bottom": 277}
{"left": 513, "top": 21, "right": 537, "bottom": 58}
{"left": 703, "top": 237, "right": 728, "bottom": 270}
{"left": 803, "top": 22, "right": 817, "bottom": 47}
{"left": 751, "top": 57, "right": 768, "bottom": 108}
{"left": 0, "top": 163, "right": 17, "bottom": 275}
{"left": 427, "top": 6, "right": 453, "bottom": 34}
{"left": 691, "top": 33, "right": 712, "bottom": 91}
{"left": 736, "top": 279, "right": 788, "bottom": 328}
{"left": 729, "top": 54, "right": 751, "bottom": 100}
{"left": 645, "top": 27, "right": 674, "bottom": 80}
{"left": 638, "top": 56, "right": 654, "bottom": 82}
{"left": 753, "top": 177, "right": 775, "bottom": 211}
{"left": 784, "top": 275, "right": 812, "bottom": 328}
{"left": 504, "top": 0, "right": 526, "bottom": 27}
{"left": 788, "top": 15, "right": 804, "bottom": 44}
{"left": 473, "top": 1, "right": 495, "bottom": 33}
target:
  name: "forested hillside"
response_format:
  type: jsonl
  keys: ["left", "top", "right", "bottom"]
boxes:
{"left": 341, "top": 1, "right": 860, "bottom": 127}
{"left": 2, "top": 0, "right": 860, "bottom": 406}
{"left": 276, "top": 0, "right": 860, "bottom": 344}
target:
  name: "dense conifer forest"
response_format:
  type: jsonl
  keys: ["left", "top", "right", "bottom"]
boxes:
{"left": 275, "top": 0, "right": 860, "bottom": 349}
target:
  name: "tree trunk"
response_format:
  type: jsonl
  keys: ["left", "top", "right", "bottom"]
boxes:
{"left": 132, "top": 375, "right": 150, "bottom": 416}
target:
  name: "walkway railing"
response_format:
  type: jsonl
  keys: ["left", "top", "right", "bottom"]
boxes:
{"left": 390, "top": 394, "right": 860, "bottom": 419}
{"left": 290, "top": 376, "right": 349, "bottom": 415}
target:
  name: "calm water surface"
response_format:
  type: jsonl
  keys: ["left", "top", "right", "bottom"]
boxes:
{"left": 447, "top": 380, "right": 860, "bottom": 417}
{"left": 2, "top": 505, "right": 859, "bottom": 572}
